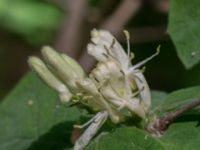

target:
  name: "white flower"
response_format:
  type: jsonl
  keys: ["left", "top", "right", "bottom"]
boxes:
{"left": 87, "top": 29, "right": 160, "bottom": 119}
{"left": 28, "top": 29, "right": 160, "bottom": 150}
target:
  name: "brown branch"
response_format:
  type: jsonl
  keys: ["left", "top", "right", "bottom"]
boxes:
{"left": 101, "top": 0, "right": 142, "bottom": 36}
{"left": 78, "top": 0, "right": 142, "bottom": 72}
{"left": 147, "top": 99, "right": 200, "bottom": 136}
{"left": 55, "top": 0, "right": 88, "bottom": 58}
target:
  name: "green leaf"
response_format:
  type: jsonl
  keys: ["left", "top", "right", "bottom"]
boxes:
{"left": 151, "top": 90, "right": 168, "bottom": 112}
{"left": 86, "top": 127, "right": 165, "bottom": 150}
{"left": 0, "top": 72, "right": 81, "bottom": 150}
{"left": 161, "top": 121, "right": 200, "bottom": 150}
{"left": 151, "top": 89, "right": 200, "bottom": 150}
{"left": 168, "top": 0, "right": 200, "bottom": 69}
{"left": 160, "top": 86, "right": 200, "bottom": 112}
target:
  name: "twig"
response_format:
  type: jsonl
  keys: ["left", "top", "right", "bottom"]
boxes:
{"left": 147, "top": 99, "right": 200, "bottom": 136}
{"left": 78, "top": 0, "right": 142, "bottom": 72}
{"left": 101, "top": 0, "right": 142, "bottom": 35}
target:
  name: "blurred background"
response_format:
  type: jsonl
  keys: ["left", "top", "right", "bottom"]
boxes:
{"left": 1, "top": 0, "right": 200, "bottom": 100}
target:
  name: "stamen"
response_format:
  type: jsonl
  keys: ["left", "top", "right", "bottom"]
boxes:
{"left": 131, "top": 90, "right": 140, "bottom": 98}
{"left": 130, "top": 52, "right": 135, "bottom": 60}
{"left": 129, "top": 45, "right": 161, "bottom": 71}
{"left": 141, "top": 66, "right": 146, "bottom": 73}
{"left": 123, "top": 30, "right": 130, "bottom": 59}
{"left": 110, "top": 38, "right": 115, "bottom": 48}
{"left": 103, "top": 45, "right": 120, "bottom": 62}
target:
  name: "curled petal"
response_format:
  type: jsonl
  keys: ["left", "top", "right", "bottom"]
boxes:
{"left": 89, "top": 29, "right": 130, "bottom": 70}
{"left": 132, "top": 71, "right": 151, "bottom": 112}
{"left": 87, "top": 43, "right": 107, "bottom": 61}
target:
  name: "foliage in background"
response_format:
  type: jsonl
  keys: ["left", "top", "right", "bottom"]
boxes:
{"left": 0, "top": 0, "right": 63, "bottom": 44}
{"left": 168, "top": 0, "right": 200, "bottom": 69}
{"left": 0, "top": 72, "right": 82, "bottom": 150}
{"left": 0, "top": 0, "right": 200, "bottom": 67}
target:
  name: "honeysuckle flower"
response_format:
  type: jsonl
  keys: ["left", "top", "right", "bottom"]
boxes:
{"left": 28, "top": 29, "right": 159, "bottom": 150}
{"left": 87, "top": 29, "right": 159, "bottom": 119}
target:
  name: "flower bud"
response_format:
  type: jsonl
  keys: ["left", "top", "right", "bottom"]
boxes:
{"left": 41, "top": 46, "right": 84, "bottom": 91}
{"left": 61, "top": 53, "right": 85, "bottom": 78}
{"left": 28, "top": 56, "right": 72, "bottom": 103}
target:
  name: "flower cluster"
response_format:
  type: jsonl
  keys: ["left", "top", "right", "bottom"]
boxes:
{"left": 28, "top": 29, "right": 159, "bottom": 150}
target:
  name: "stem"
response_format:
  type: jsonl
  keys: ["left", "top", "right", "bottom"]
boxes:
{"left": 147, "top": 99, "right": 200, "bottom": 136}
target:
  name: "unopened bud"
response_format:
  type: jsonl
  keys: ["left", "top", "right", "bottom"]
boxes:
{"left": 61, "top": 53, "right": 85, "bottom": 78}
{"left": 41, "top": 46, "right": 81, "bottom": 91}
{"left": 28, "top": 56, "right": 72, "bottom": 103}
